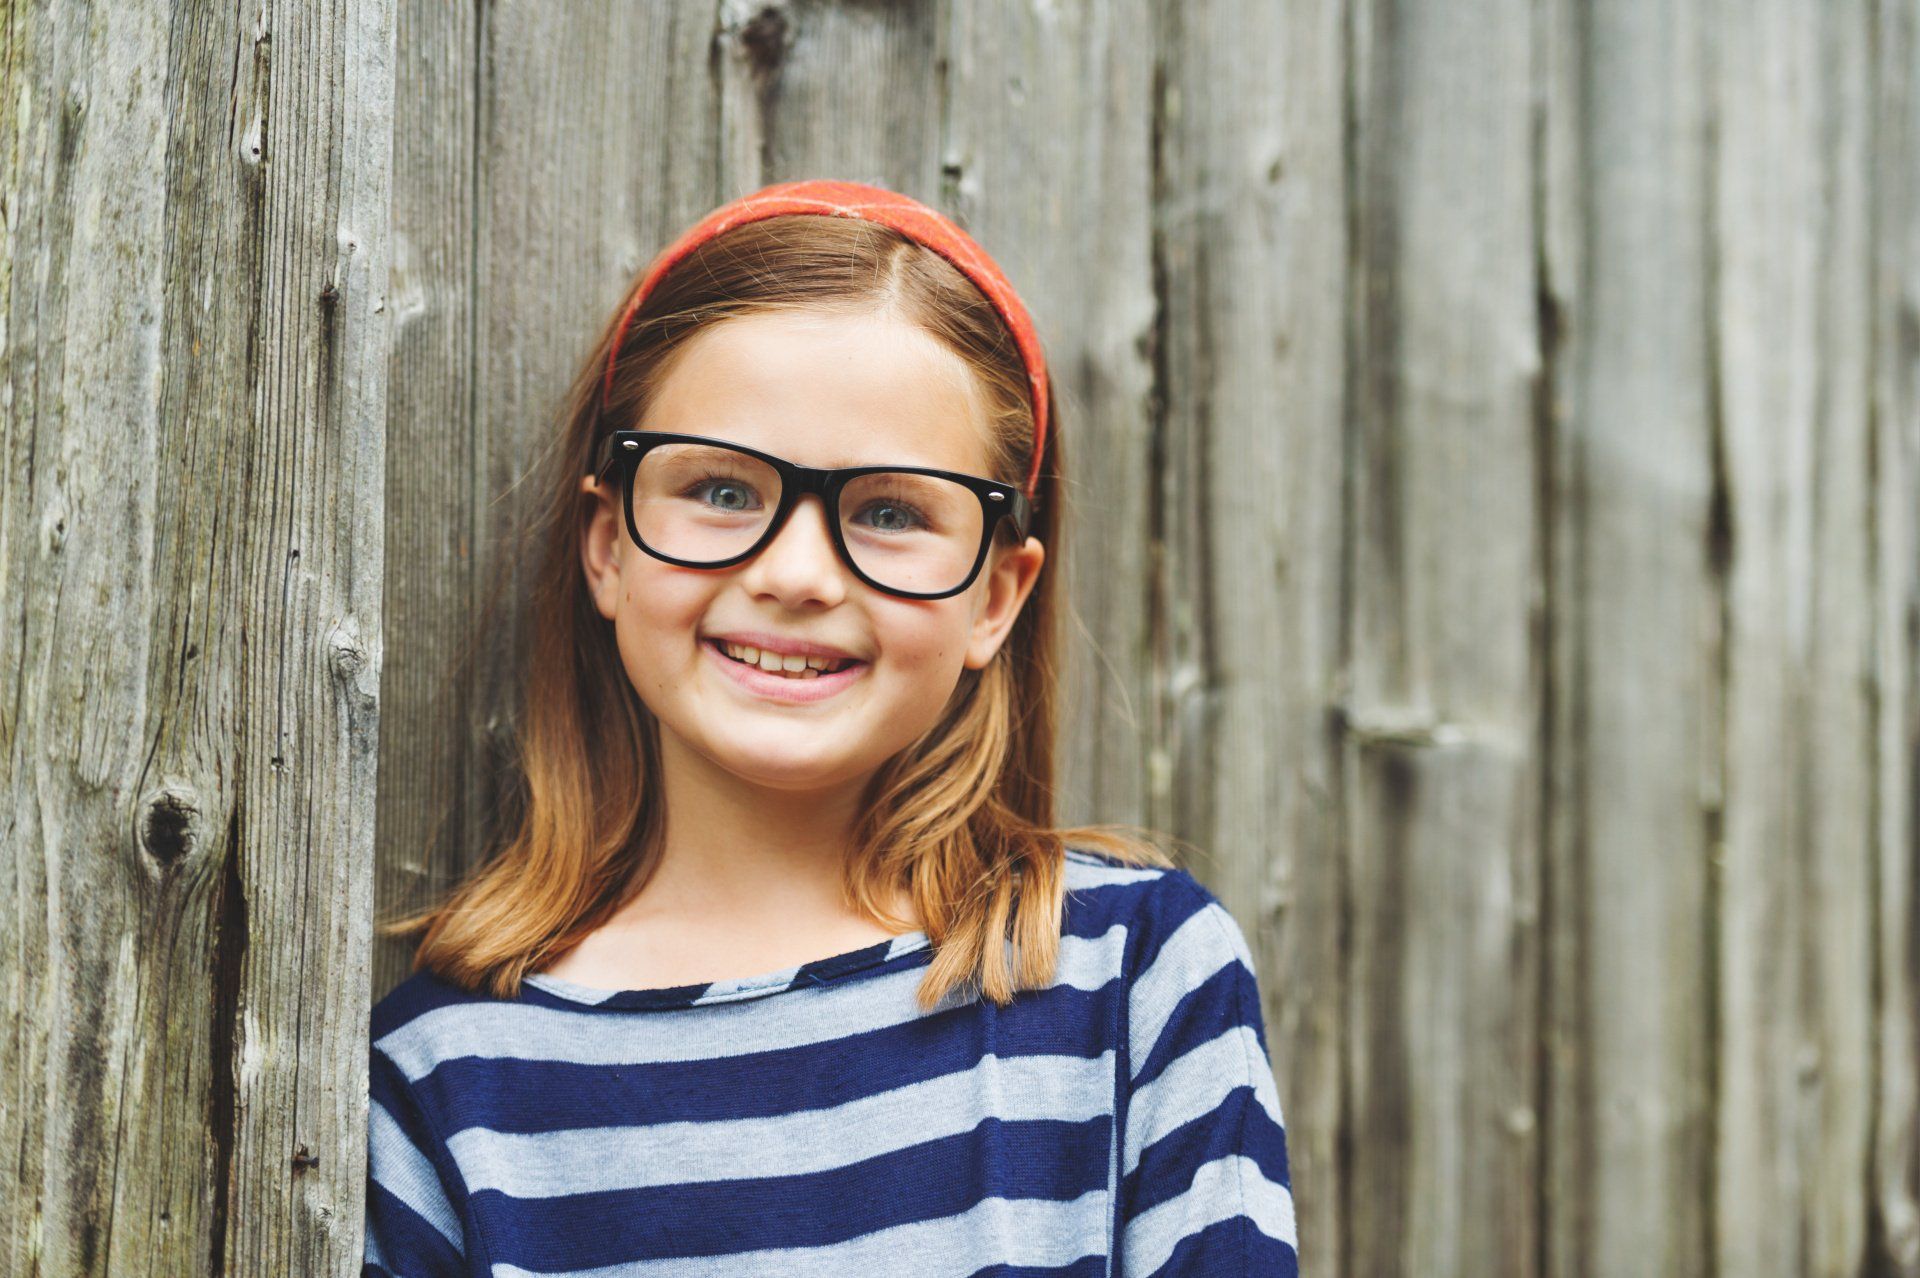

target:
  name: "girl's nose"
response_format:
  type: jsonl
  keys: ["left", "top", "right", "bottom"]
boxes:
{"left": 739, "top": 494, "right": 850, "bottom": 604}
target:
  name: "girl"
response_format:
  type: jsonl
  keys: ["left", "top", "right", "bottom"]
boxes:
{"left": 363, "top": 178, "right": 1298, "bottom": 1277}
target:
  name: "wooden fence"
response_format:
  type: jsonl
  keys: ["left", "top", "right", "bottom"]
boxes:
{"left": 3, "top": 2, "right": 1915, "bottom": 1275}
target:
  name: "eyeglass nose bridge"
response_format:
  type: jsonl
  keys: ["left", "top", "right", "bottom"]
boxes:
{"left": 778, "top": 459, "right": 845, "bottom": 503}
{"left": 749, "top": 460, "right": 847, "bottom": 556}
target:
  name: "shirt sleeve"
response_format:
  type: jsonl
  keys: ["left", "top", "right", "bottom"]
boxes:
{"left": 363, "top": 1044, "right": 471, "bottom": 1277}
{"left": 1118, "top": 873, "right": 1300, "bottom": 1276}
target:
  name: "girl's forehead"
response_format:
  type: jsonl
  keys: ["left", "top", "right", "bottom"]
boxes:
{"left": 643, "top": 309, "right": 994, "bottom": 473}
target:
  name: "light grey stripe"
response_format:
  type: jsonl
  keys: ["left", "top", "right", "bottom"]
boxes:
{"left": 884, "top": 931, "right": 929, "bottom": 960}
{"left": 1121, "top": 1154, "right": 1299, "bottom": 1275}
{"left": 1105, "top": 1045, "right": 1122, "bottom": 1262}
{"left": 377, "top": 923, "right": 1130, "bottom": 1083}
{"left": 519, "top": 972, "right": 626, "bottom": 1006}
{"left": 368, "top": 1098, "right": 464, "bottom": 1253}
{"left": 1063, "top": 857, "right": 1168, "bottom": 890}
{"left": 1122, "top": 1025, "right": 1283, "bottom": 1176}
{"left": 449, "top": 1049, "right": 1115, "bottom": 1198}
{"left": 1127, "top": 904, "right": 1249, "bottom": 1081}
{"left": 491, "top": 1187, "right": 1114, "bottom": 1278}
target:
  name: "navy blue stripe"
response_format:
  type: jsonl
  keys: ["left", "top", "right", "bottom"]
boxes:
{"left": 476, "top": 1115, "right": 1114, "bottom": 1270}
{"left": 371, "top": 965, "right": 487, "bottom": 1039}
{"left": 363, "top": 1177, "right": 464, "bottom": 1274}
{"left": 1132, "top": 961, "right": 1252, "bottom": 1090}
{"left": 425, "top": 976, "right": 1122, "bottom": 1136}
{"left": 369, "top": 1049, "right": 456, "bottom": 1188}
{"left": 1139, "top": 1213, "right": 1300, "bottom": 1278}
{"left": 1123, "top": 1084, "right": 1293, "bottom": 1215}
{"left": 1132, "top": 870, "right": 1214, "bottom": 955}
{"left": 960, "top": 1258, "right": 1109, "bottom": 1278}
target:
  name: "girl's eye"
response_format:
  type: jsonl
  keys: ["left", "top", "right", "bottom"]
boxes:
{"left": 685, "top": 475, "right": 763, "bottom": 511}
{"left": 851, "top": 499, "right": 931, "bottom": 534}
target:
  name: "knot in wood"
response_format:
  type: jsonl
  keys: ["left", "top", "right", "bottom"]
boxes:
{"left": 139, "top": 785, "right": 203, "bottom": 865}
{"left": 739, "top": 5, "right": 792, "bottom": 80}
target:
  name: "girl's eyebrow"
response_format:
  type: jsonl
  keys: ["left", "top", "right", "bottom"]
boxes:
{"left": 674, "top": 429, "right": 951, "bottom": 471}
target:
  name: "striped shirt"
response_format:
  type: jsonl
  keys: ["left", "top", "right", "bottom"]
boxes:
{"left": 363, "top": 848, "right": 1300, "bottom": 1276}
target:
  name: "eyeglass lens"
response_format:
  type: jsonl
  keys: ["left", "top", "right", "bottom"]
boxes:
{"left": 629, "top": 441, "right": 988, "bottom": 595}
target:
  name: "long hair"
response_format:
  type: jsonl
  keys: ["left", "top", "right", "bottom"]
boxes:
{"left": 379, "top": 212, "right": 1174, "bottom": 1012}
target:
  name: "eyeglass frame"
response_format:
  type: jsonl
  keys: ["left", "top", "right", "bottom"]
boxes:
{"left": 588, "top": 429, "right": 1038, "bottom": 601}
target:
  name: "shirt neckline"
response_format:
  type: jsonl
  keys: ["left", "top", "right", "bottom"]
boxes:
{"left": 519, "top": 928, "right": 934, "bottom": 1011}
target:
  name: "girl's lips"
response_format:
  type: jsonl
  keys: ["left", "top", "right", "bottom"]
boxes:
{"left": 702, "top": 638, "right": 869, "bottom": 704}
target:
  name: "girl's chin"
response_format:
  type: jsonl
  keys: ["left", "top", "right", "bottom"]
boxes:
{"left": 654, "top": 720, "right": 865, "bottom": 791}
{"left": 712, "top": 751, "right": 874, "bottom": 794}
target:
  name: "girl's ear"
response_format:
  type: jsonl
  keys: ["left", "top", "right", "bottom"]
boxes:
{"left": 963, "top": 535, "right": 1046, "bottom": 670}
{"left": 579, "top": 474, "right": 623, "bottom": 620}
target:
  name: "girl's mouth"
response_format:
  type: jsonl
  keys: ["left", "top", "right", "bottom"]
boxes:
{"left": 714, "top": 639, "right": 856, "bottom": 677}
{"left": 702, "top": 638, "right": 869, "bottom": 702}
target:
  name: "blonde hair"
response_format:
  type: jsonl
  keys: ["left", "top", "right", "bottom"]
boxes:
{"left": 380, "top": 213, "right": 1173, "bottom": 1012}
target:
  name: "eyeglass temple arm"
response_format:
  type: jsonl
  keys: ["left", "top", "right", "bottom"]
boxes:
{"left": 588, "top": 434, "right": 627, "bottom": 485}
{"left": 1000, "top": 488, "right": 1036, "bottom": 539}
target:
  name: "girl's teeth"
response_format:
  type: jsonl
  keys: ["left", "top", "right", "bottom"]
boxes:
{"left": 720, "top": 641, "right": 850, "bottom": 677}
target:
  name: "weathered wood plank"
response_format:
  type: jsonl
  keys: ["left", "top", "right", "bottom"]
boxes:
{"left": 1540, "top": 1, "right": 1718, "bottom": 1273}
{"left": 0, "top": 0, "right": 392, "bottom": 1272}
{"left": 1344, "top": 0, "right": 1542, "bottom": 1272}
{"left": 376, "top": 0, "right": 480, "bottom": 996}
{"left": 1713, "top": 2, "right": 1878, "bottom": 1273}
{"left": 1869, "top": 1, "right": 1920, "bottom": 1271}
{"left": 1151, "top": 1, "right": 1348, "bottom": 1273}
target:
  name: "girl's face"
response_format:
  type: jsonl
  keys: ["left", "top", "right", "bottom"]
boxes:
{"left": 579, "top": 308, "right": 1046, "bottom": 796}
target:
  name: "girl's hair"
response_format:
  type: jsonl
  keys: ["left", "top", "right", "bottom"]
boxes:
{"left": 379, "top": 213, "right": 1175, "bottom": 1012}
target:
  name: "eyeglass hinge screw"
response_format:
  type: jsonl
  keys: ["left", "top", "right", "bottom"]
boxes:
{"left": 622, "top": 441, "right": 638, "bottom": 451}
{"left": 989, "top": 493, "right": 1004, "bottom": 502}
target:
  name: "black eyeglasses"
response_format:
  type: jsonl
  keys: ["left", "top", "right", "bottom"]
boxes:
{"left": 588, "top": 430, "right": 1037, "bottom": 600}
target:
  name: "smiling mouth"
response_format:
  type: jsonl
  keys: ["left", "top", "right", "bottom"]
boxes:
{"left": 711, "top": 639, "right": 861, "bottom": 679}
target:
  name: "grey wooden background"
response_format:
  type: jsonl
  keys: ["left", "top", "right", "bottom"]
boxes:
{"left": 4, "top": 1, "right": 1917, "bottom": 1275}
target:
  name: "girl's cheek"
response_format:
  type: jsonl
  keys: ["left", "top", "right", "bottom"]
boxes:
{"left": 622, "top": 566, "right": 709, "bottom": 627}
{"left": 876, "top": 605, "right": 972, "bottom": 676}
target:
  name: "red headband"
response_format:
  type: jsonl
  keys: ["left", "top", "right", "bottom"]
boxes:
{"left": 600, "top": 178, "right": 1050, "bottom": 499}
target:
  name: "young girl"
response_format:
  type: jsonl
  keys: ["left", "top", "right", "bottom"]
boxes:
{"left": 363, "top": 178, "right": 1299, "bottom": 1277}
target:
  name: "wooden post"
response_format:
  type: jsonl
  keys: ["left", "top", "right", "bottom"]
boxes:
{"left": 0, "top": 1, "right": 393, "bottom": 1272}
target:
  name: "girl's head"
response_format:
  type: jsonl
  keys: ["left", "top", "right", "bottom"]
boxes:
{"left": 389, "top": 185, "right": 1168, "bottom": 1010}
{"left": 577, "top": 299, "right": 1045, "bottom": 799}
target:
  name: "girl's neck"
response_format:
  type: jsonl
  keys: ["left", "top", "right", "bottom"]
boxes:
{"left": 635, "top": 730, "right": 880, "bottom": 929}
{"left": 534, "top": 734, "right": 921, "bottom": 991}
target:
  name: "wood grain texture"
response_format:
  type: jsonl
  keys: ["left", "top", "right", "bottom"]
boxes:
{"left": 1540, "top": 0, "right": 1719, "bottom": 1273}
{"left": 1870, "top": 2, "right": 1920, "bottom": 1271}
{"left": 375, "top": 0, "right": 482, "bottom": 996}
{"left": 1151, "top": 1, "right": 1347, "bottom": 1273}
{"left": 2, "top": 0, "right": 392, "bottom": 1273}
{"left": 1713, "top": 3, "right": 1877, "bottom": 1272}
{"left": 1345, "top": 0, "right": 1542, "bottom": 1272}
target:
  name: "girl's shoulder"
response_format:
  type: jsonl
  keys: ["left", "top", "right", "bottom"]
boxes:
{"left": 371, "top": 961, "right": 503, "bottom": 1031}
{"left": 1060, "top": 846, "right": 1252, "bottom": 988}
{"left": 368, "top": 963, "right": 533, "bottom": 1085}
{"left": 1060, "top": 844, "right": 1226, "bottom": 918}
